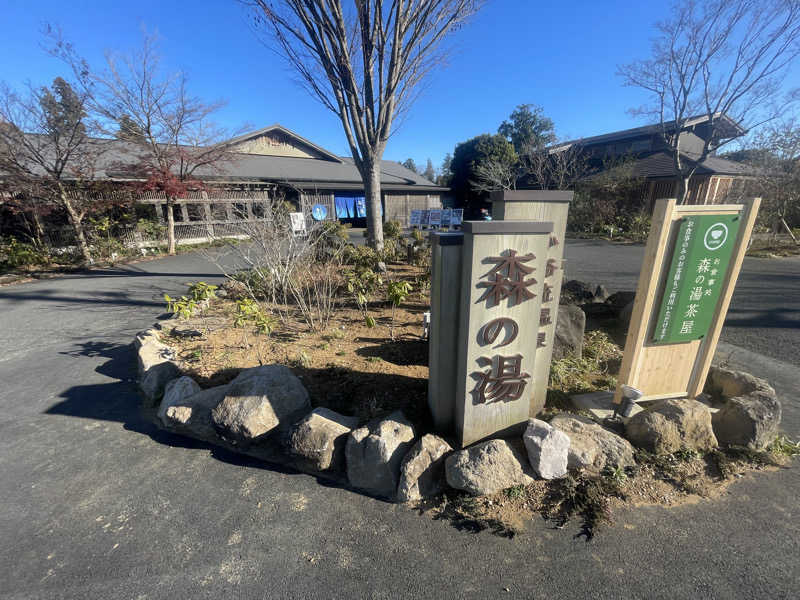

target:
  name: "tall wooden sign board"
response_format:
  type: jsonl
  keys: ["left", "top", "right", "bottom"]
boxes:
{"left": 614, "top": 198, "right": 760, "bottom": 404}
{"left": 491, "top": 190, "right": 573, "bottom": 417}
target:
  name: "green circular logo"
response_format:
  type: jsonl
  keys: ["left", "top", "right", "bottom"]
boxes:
{"left": 703, "top": 223, "right": 728, "bottom": 251}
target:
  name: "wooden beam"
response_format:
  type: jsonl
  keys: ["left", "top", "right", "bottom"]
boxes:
{"left": 614, "top": 198, "right": 677, "bottom": 404}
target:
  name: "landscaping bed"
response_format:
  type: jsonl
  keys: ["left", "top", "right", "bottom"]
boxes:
{"left": 161, "top": 263, "right": 433, "bottom": 429}
{"left": 137, "top": 268, "right": 796, "bottom": 538}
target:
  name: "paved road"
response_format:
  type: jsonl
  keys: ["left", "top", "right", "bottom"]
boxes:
{"left": 0, "top": 243, "right": 798, "bottom": 599}
{"left": 564, "top": 239, "right": 800, "bottom": 366}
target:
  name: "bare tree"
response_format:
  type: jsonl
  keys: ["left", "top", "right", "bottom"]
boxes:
{"left": 248, "top": 0, "right": 483, "bottom": 251}
{"left": 619, "top": 0, "right": 800, "bottom": 203}
{"left": 0, "top": 78, "right": 102, "bottom": 264}
{"left": 469, "top": 157, "right": 517, "bottom": 193}
{"left": 524, "top": 143, "right": 587, "bottom": 190}
{"left": 51, "top": 30, "right": 242, "bottom": 254}
{"left": 733, "top": 118, "right": 800, "bottom": 240}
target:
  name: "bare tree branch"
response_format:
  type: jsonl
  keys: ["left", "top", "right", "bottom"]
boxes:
{"left": 247, "top": 0, "right": 483, "bottom": 249}
{"left": 618, "top": 0, "right": 800, "bottom": 203}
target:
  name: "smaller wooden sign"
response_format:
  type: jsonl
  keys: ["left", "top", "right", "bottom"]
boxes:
{"left": 614, "top": 198, "right": 760, "bottom": 404}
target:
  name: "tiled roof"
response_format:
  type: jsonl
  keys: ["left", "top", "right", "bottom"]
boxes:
{"left": 626, "top": 151, "right": 754, "bottom": 178}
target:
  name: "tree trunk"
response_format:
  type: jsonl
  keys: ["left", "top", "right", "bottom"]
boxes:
{"left": 58, "top": 187, "right": 92, "bottom": 266}
{"left": 673, "top": 175, "right": 691, "bottom": 204}
{"left": 363, "top": 161, "right": 384, "bottom": 251}
{"left": 166, "top": 200, "right": 176, "bottom": 255}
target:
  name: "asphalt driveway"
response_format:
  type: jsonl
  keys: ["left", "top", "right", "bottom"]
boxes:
{"left": 0, "top": 242, "right": 798, "bottom": 599}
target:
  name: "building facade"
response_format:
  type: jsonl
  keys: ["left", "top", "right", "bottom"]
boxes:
{"left": 551, "top": 114, "right": 753, "bottom": 207}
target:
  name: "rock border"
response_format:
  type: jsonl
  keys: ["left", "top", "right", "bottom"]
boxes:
{"left": 134, "top": 326, "right": 783, "bottom": 504}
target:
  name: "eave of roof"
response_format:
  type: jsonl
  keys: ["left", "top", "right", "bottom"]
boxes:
{"left": 583, "top": 150, "right": 755, "bottom": 180}
{"left": 552, "top": 113, "right": 746, "bottom": 151}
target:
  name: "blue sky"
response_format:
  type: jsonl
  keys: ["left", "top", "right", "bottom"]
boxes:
{"left": 2, "top": 0, "right": 796, "bottom": 171}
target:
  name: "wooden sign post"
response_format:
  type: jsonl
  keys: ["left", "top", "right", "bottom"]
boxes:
{"left": 491, "top": 190, "right": 572, "bottom": 417}
{"left": 614, "top": 197, "right": 760, "bottom": 404}
{"left": 428, "top": 220, "right": 555, "bottom": 447}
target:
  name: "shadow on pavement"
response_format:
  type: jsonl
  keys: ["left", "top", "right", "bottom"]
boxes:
{"left": 46, "top": 338, "right": 383, "bottom": 503}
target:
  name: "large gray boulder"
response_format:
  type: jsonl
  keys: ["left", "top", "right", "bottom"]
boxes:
{"left": 713, "top": 391, "right": 781, "bottom": 450}
{"left": 288, "top": 408, "right": 358, "bottom": 472}
{"left": 211, "top": 365, "right": 311, "bottom": 445}
{"left": 162, "top": 385, "right": 231, "bottom": 438}
{"left": 135, "top": 329, "right": 180, "bottom": 403}
{"left": 553, "top": 305, "right": 585, "bottom": 361}
{"left": 705, "top": 366, "right": 781, "bottom": 449}
{"left": 550, "top": 414, "right": 635, "bottom": 472}
{"left": 625, "top": 399, "right": 717, "bottom": 454}
{"left": 523, "top": 419, "right": 570, "bottom": 479}
{"left": 397, "top": 434, "right": 453, "bottom": 503}
{"left": 346, "top": 411, "right": 416, "bottom": 499}
{"left": 706, "top": 366, "right": 775, "bottom": 399}
{"left": 158, "top": 376, "right": 202, "bottom": 425}
{"left": 445, "top": 439, "right": 535, "bottom": 496}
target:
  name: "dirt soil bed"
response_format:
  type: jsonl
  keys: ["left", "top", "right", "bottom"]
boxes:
{"left": 164, "top": 264, "right": 433, "bottom": 430}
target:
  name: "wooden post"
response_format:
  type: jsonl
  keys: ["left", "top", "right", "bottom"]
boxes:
{"left": 491, "top": 190, "right": 572, "bottom": 417}
{"left": 428, "top": 232, "right": 464, "bottom": 432}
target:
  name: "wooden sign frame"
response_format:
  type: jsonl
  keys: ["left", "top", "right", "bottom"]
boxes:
{"left": 614, "top": 197, "right": 760, "bottom": 404}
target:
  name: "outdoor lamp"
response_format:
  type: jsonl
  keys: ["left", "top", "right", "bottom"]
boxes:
{"left": 619, "top": 385, "right": 643, "bottom": 417}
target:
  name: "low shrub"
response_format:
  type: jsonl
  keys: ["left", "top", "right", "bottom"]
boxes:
{"left": 0, "top": 237, "right": 51, "bottom": 270}
{"left": 383, "top": 220, "right": 403, "bottom": 239}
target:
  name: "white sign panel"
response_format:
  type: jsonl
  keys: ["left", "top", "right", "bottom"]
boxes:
{"left": 409, "top": 209, "right": 422, "bottom": 227}
{"left": 429, "top": 209, "right": 443, "bottom": 227}
{"left": 290, "top": 212, "right": 307, "bottom": 235}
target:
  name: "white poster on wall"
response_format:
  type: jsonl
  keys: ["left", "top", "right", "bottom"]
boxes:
{"left": 290, "top": 212, "right": 307, "bottom": 235}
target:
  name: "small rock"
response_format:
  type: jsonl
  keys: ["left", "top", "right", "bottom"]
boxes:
{"left": 550, "top": 414, "right": 636, "bottom": 472}
{"left": 523, "top": 419, "right": 570, "bottom": 479}
{"left": 376, "top": 261, "right": 388, "bottom": 273}
{"left": 211, "top": 365, "right": 310, "bottom": 445}
{"left": 594, "top": 284, "right": 610, "bottom": 303}
{"left": 163, "top": 385, "right": 231, "bottom": 438}
{"left": 625, "top": 398, "right": 718, "bottom": 454}
{"left": 288, "top": 408, "right": 358, "bottom": 472}
{"left": 445, "top": 439, "right": 535, "bottom": 496}
{"left": 397, "top": 434, "right": 453, "bottom": 503}
{"left": 170, "top": 327, "right": 203, "bottom": 338}
{"left": 606, "top": 291, "right": 636, "bottom": 311}
{"left": 561, "top": 280, "right": 594, "bottom": 304}
{"left": 158, "top": 376, "right": 202, "bottom": 425}
{"left": 134, "top": 328, "right": 180, "bottom": 403}
{"left": 140, "top": 362, "right": 181, "bottom": 405}
{"left": 713, "top": 391, "right": 781, "bottom": 450}
{"left": 553, "top": 305, "right": 585, "bottom": 361}
{"left": 346, "top": 411, "right": 415, "bottom": 499}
